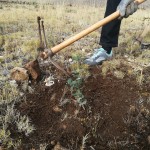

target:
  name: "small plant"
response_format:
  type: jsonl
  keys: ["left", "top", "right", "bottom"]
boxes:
{"left": 16, "top": 114, "right": 35, "bottom": 136}
{"left": 80, "top": 133, "right": 90, "bottom": 150}
{"left": 70, "top": 52, "right": 90, "bottom": 78}
{"left": 102, "top": 59, "right": 122, "bottom": 77}
{"left": 109, "top": 102, "right": 150, "bottom": 149}
{"left": 67, "top": 52, "right": 88, "bottom": 108}
{"left": 0, "top": 80, "right": 35, "bottom": 149}
{"left": 67, "top": 77, "right": 87, "bottom": 108}
{"left": 0, "top": 129, "right": 13, "bottom": 149}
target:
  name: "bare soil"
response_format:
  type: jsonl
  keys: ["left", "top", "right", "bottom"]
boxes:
{"left": 17, "top": 66, "right": 150, "bottom": 150}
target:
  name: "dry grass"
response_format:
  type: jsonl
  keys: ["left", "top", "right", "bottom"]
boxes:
{"left": 0, "top": 1, "right": 150, "bottom": 149}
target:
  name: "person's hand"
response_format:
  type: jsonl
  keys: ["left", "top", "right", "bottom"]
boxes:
{"left": 117, "top": 0, "right": 138, "bottom": 19}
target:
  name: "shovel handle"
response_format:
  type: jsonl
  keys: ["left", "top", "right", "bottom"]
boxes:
{"left": 50, "top": 0, "right": 145, "bottom": 55}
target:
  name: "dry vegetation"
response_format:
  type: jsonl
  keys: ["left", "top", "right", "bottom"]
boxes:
{"left": 0, "top": 0, "right": 150, "bottom": 149}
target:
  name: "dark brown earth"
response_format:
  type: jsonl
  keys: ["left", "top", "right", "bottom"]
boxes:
{"left": 17, "top": 66, "right": 150, "bottom": 150}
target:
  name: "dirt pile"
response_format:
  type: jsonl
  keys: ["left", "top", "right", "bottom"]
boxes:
{"left": 17, "top": 66, "right": 150, "bottom": 150}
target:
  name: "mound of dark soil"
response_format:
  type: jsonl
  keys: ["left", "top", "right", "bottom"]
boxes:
{"left": 18, "top": 66, "right": 150, "bottom": 150}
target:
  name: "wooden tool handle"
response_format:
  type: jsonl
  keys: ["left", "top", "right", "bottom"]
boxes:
{"left": 51, "top": 0, "right": 145, "bottom": 54}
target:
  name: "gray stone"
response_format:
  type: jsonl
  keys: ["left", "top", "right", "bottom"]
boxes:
{"left": 3, "top": 69, "right": 9, "bottom": 76}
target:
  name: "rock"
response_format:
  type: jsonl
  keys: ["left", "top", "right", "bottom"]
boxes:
{"left": 2, "top": 69, "right": 9, "bottom": 76}
{"left": 19, "top": 92, "right": 24, "bottom": 96}
{"left": 82, "top": 49, "right": 85, "bottom": 52}
{"left": 5, "top": 58, "right": 11, "bottom": 63}
{"left": 10, "top": 67, "right": 29, "bottom": 81}
{"left": 68, "top": 58, "right": 72, "bottom": 62}
{"left": 53, "top": 142, "right": 68, "bottom": 150}
{"left": 53, "top": 106, "right": 62, "bottom": 113}
{"left": 51, "top": 140, "right": 56, "bottom": 145}
{"left": 44, "top": 75, "right": 54, "bottom": 87}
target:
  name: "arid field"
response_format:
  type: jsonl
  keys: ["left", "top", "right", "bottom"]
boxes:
{"left": 0, "top": 0, "right": 150, "bottom": 150}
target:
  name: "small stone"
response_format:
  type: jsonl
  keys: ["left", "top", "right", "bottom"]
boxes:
{"left": 53, "top": 142, "right": 61, "bottom": 150}
{"left": 19, "top": 92, "right": 24, "bottom": 96}
{"left": 69, "top": 58, "right": 72, "bottom": 62}
{"left": 74, "top": 109, "right": 79, "bottom": 115}
{"left": 3, "top": 69, "right": 9, "bottom": 76}
{"left": 82, "top": 49, "right": 85, "bottom": 52}
{"left": 51, "top": 140, "right": 56, "bottom": 145}
{"left": 44, "top": 76, "right": 54, "bottom": 87}
{"left": 130, "top": 105, "right": 136, "bottom": 113}
{"left": 124, "top": 55, "right": 128, "bottom": 58}
{"left": 5, "top": 58, "right": 11, "bottom": 63}
{"left": 87, "top": 53, "right": 91, "bottom": 56}
{"left": 62, "top": 124, "right": 67, "bottom": 129}
{"left": 53, "top": 106, "right": 62, "bottom": 113}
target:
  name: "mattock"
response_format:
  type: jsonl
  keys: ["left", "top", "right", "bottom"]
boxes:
{"left": 37, "top": 16, "right": 70, "bottom": 77}
{"left": 40, "top": 0, "right": 145, "bottom": 75}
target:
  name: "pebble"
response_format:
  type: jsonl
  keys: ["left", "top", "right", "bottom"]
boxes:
{"left": 3, "top": 69, "right": 9, "bottom": 76}
{"left": 69, "top": 58, "right": 72, "bottom": 62}
{"left": 82, "top": 49, "right": 85, "bottom": 52}
{"left": 44, "top": 75, "right": 54, "bottom": 87}
{"left": 5, "top": 58, "right": 11, "bottom": 63}
{"left": 19, "top": 92, "right": 24, "bottom": 96}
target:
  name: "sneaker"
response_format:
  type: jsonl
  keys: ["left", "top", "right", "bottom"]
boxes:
{"left": 84, "top": 48, "right": 113, "bottom": 66}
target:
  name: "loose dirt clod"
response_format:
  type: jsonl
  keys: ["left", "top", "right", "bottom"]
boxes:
{"left": 10, "top": 67, "right": 29, "bottom": 81}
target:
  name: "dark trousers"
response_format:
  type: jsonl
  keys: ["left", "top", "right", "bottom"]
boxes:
{"left": 100, "top": 0, "right": 122, "bottom": 47}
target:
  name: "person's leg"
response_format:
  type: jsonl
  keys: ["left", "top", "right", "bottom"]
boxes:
{"left": 100, "top": 0, "right": 122, "bottom": 53}
{"left": 84, "top": 0, "right": 122, "bottom": 66}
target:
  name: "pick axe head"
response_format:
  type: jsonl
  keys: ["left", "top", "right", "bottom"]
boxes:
{"left": 24, "top": 59, "right": 42, "bottom": 81}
